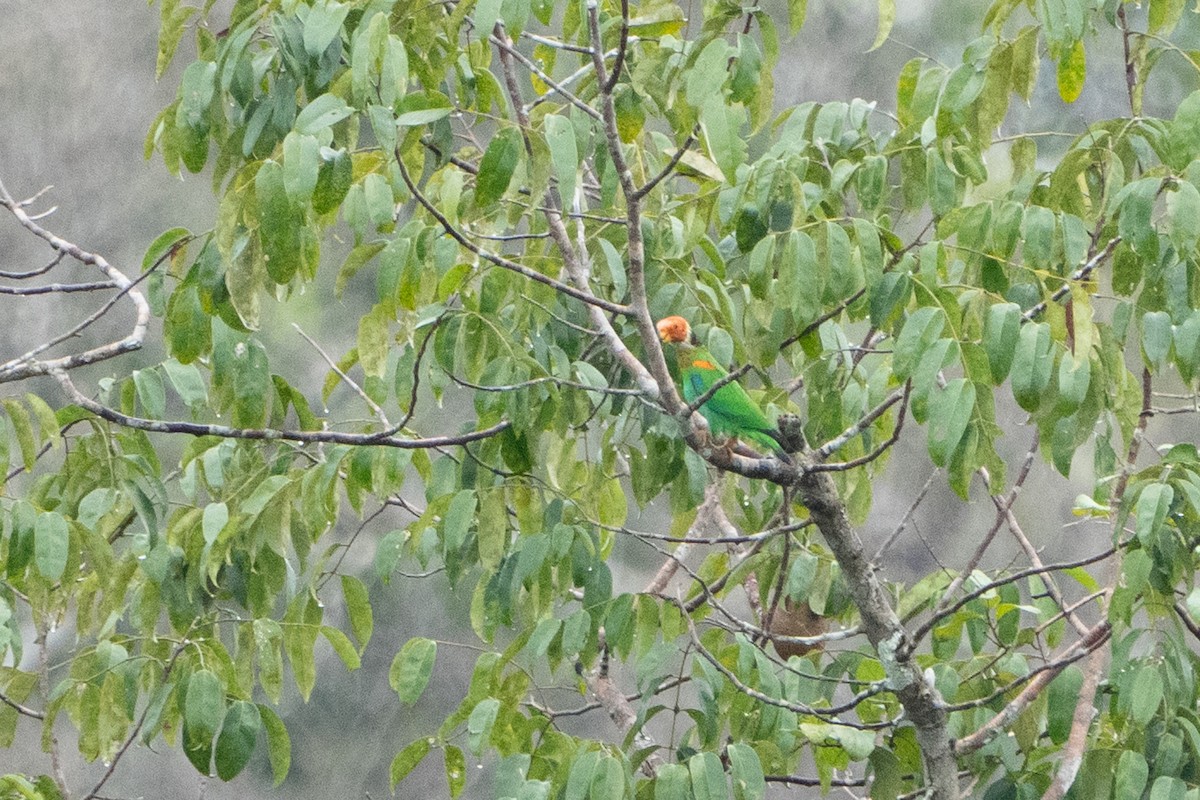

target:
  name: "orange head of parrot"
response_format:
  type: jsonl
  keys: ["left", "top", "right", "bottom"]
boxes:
{"left": 656, "top": 315, "right": 692, "bottom": 345}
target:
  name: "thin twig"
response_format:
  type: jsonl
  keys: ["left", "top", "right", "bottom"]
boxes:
{"left": 294, "top": 323, "right": 391, "bottom": 429}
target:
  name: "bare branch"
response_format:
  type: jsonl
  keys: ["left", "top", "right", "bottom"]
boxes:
{"left": 52, "top": 368, "right": 510, "bottom": 450}
{"left": 1046, "top": 368, "right": 1150, "bottom": 797}
{"left": 795, "top": 461, "right": 960, "bottom": 799}
{"left": 493, "top": 26, "right": 659, "bottom": 400}
{"left": 0, "top": 180, "right": 150, "bottom": 382}
{"left": 873, "top": 470, "right": 938, "bottom": 563}
{"left": 601, "top": 0, "right": 630, "bottom": 92}
{"left": 585, "top": 0, "right": 677, "bottom": 413}
{"left": 489, "top": 32, "right": 602, "bottom": 121}
{"left": 0, "top": 280, "right": 117, "bottom": 295}
{"left": 911, "top": 546, "right": 1118, "bottom": 647}
{"left": 0, "top": 689, "right": 43, "bottom": 720}
{"left": 35, "top": 622, "right": 69, "bottom": 799}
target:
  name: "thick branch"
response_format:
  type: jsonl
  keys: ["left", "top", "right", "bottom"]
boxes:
{"left": 796, "top": 462, "right": 959, "bottom": 799}
{"left": 585, "top": 0, "right": 676, "bottom": 411}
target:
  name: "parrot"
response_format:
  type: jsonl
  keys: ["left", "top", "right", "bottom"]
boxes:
{"left": 655, "top": 315, "right": 790, "bottom": 461}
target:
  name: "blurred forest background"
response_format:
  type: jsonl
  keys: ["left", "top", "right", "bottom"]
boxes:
{"left": 3, "top": 1, "right": 1198, "bottom": 796}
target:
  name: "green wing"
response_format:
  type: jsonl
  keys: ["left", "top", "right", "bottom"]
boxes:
{"left": 680, "top": 348, "right": 785, "bottom": 456}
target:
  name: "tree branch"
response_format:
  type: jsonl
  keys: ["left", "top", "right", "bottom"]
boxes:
{"left": 795, "top": 460, "right": 959, "bottom": 798}
{"left": 393, "top": 154, "right": 629, "bottom": 316}
{"left": 0, "top": 180, "right": 150, "bottom": 382}
{"left": 52, "top": 368, "right": 510, "bottom": 449}
{"left": 952, "top": 621, "right": 1111, "bottom": 755}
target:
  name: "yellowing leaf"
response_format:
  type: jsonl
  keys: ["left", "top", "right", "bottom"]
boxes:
{"left": 1056, "top": 39, "right": 1086, "bottom": 104}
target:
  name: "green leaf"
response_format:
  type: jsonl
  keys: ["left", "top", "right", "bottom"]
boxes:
{"left": 184, "top": 669, "right": 224, "bottom": 773}
{"left": 1187, "top": 586, "right": 1200, "bottom": 623}
{"left": 23, "top": 393, "right": 61, "bottom": 451}
{"left": 869, "top": 0, "right": 895, "bottom": 51}
{"left": 727, "top": 743, "right": 765, "bottom": 800}
{"left": 162, "top": 358, "right": 208, "bottom": 411}
{"left": 313, "top": 148, "right": 353, "bottom": 214}
{"left": 1022, "top": 205, "right": 1055, "bottom": 270}
{"left": 893, "top": 307, "right": 945, "bottom": 381}
{"left": 391, "top": 737, "right": 433, "bottom": 789}
{"left": 1047, "top": 665, "right": 1083, "bottom": 744}
{"left": 688, "top": 752, "right": 726, "bottom": 800}
{"left": 477, "top": 486, "right": 507, "bottom": 573}
{"left": 395, "top": 103, "right": 453, "bottom": 127}
{"left": 1150, "top": 777, "right": 1187, "bottom": 800}
{"left": 928, "top": 378, "right": 974, "bottom": 467}
{"left": 983, "top": 303, "right": 1021, "bottom": 383}
{"left": 214, "top": 701, "right": 260, "bottom": 781}
{"left": 34, "top": 511, "right": 69, "bottom": 582}
{"left": 475, "top": 127, "right": 522, "bottom": 208}
{"left": 157, "top": 0, "right": 197, "bottom": 78}
{"left": 655, "top": 763, "right": 689, "bottom": 800}
{"left": 177, "top": 60, "right": 216, "bottom": 130}
{"left": 1118, "top": 178, "right": 1161, "bottom": 256}
{"left": 590, "top": 755, "right": 624, "bottom": 800}
{"left": 1056, "top": 353, "right": 1090, "bottom": 414}
{"left": 143, "top": 226, "right": 192, "bottom": 272}
{"left": 1010, "top": 322, "right": 1053, "bottom": 412}
{"left": 390, "top": 637, "right": 437, "bottom": 704}
{"left": 445, "top": 744, "right": 467, "bottom": 798}
{"left": 282, "top": 132, "right": 321, "bottom": 205}
{"left": 321, "top": 626, "right": 362, "bottom": 671}
{"left": 302, "top": 0, "right": 350, "bottom": 58}
{"left": 133, "top": 368, "right": 167, "bottom": 419}
{"left": 357, "top": 303, "right": 391, "bottom": 379}
{"left": 3, "top": 398, "right": 37, "bottom": 471}
{"left": 1149, "top": 0, "right": 1186, "bottom": 35}
{"left": 342, "top": 576, "right": 373, "bottom": 650}
{"left": 258, "top": 705, "right": 291, "bottom": 786}
{"left": 255, "top": 619, "right": 284, "bottom": 704}
{"left": 787, "top": 0, "right": 808, "bottom": 35}
{"left": 282, "top": 595, "right": 320, "bottom": 701}
{"left": 294, "top": 94, "right": 352, "bottom": 136}
{"left": 442, "top": 489, "right": 477, "bottom": 556}
{"left": 467, "top": 697, "right": 500, "bottom": 755}
{"left": 1143, "top": 311, "right": 1173, "bottom": 372}
{"left": 202, "top": 502, "right": 228, "bottom": 544}
{"left": 255, "top": 161, "right": 302, "bottom": 286}
{"left": 499, "top": 0, "right": 532, "bottom": 37}
{"left": 1116, "top": 750, "right": 1149, "bottom": 800}
{"left": 700, "top": 97, "right": 744, "bottom": 184}
{"left": 1130, "top": 665, "right": 1164, "bottom": 727}
{"left": 544, "top": 114, "right": 578, "bottom": 208}
{"left": 1168, "top": 181, "right": 1200, "bottom": 257}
